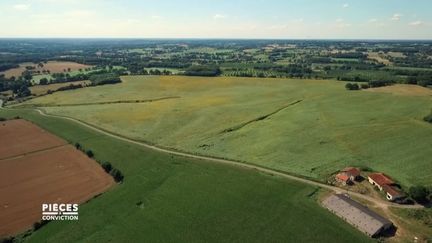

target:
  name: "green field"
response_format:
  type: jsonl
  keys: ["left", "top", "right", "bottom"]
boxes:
{"left": 0, "top": 109, "right": 370, "bottom": 242}
{"left": 18, "top": 76, "right": 432, "bottom": 187}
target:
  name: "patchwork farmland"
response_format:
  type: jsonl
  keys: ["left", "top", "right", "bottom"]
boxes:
{"left": 0, "top": 119, "right": 114, "bottom": 237}
{"left": 1, "top": 38, "right": 432, "bottom": 242}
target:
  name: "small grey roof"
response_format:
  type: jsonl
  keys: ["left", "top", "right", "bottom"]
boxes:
{"left": 322, "top": 194, "right": 392, "bottom": 236}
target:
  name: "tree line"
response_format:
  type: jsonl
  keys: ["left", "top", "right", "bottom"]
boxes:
{"left": 75, "top": 143, "right": 124, "bottom": 183}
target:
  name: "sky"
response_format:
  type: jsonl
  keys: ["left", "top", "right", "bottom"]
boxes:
{"left": 0, "top": 0, "right": 431, "bottom": 39}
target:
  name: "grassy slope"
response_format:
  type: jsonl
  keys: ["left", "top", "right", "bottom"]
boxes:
{"left": 0, "top": 109, "right": 370, "bottom": 243}
{"left": 19, "top": 76, "right": 432, "bottom": 187}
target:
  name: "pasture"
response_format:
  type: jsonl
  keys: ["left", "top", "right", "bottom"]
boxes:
{"left": 0, "top": 119, "right": 114, "bottom": 237}
{"left": 0, "top": 109, "right": 370, "bottom": 242}
{"left": 18, "top": 76, "right": 432, "bottom": 187}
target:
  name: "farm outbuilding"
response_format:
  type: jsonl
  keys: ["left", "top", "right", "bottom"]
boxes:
{"left": 368, "top": 173, "right": 405, "bottom": 201}
{"left": 368, "top": 173, "right": 394, "bottom": 191}
{"left": 382, "top": 185, "right": 405, "bottom": 201}
{"left": 341, "top": 167, "right": 361, "bottom": 181}
{"left": 322, "top": 194, "right": 393, "bottom": 237}
{"left": 335, "top": 173, "right": 351, "bottom": 185}
{"left": 335, "top": 167, "right": 361, "bottom": 185}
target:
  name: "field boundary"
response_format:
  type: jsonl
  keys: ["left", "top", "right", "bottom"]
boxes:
{"left": 220, "top": 100, "right": 303, "bottom": 134}
{"left": 0, "top": 144, "right": 67, "bottom": 161}
{"left": 17, "top": 96, "right": 181, "bottom": 108}
{"left": 7, "top": 105, "right": 419, "bottom": 210}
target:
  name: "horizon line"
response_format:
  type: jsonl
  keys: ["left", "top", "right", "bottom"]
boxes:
{"left": 0, "top": 37, "right": 432, "bottom": 41}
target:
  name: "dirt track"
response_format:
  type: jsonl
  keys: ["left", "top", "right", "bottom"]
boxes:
{"left": 0, "top": 120, "right": 114, "bottom": 237}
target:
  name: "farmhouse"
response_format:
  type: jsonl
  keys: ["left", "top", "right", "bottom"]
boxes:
{"left": 322, "top": 194, "right": 393, "bottom": 237}
{"left": 335, "top": 173, "right": 352, "bottom": 185}
{"left": 335, "top": 167, "right": 361, "bottom": 185}
{"left": 341, "top": 167, "right": 361, "bottom": 181}
{"left": 368, "top": 173, "right": 404, "bottom": 201}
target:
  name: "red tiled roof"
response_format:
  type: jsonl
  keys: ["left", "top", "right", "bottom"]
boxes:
{"left": 368, "top": 173, "right": 394, "bottom": 187}
{"left": 382, "top": 185, "right": 403, "bottom": 197}
{"left": 342, "top": 167, "right": 361, "bottom": 177}
{"left": 336, "top": 173, "right": 350, "bottom": 182}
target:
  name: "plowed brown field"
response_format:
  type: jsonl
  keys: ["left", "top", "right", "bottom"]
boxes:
{"left": 0, "top": 120, "right": 114, "bottom": 237}
{"left": 0, "top": 119, "right": 67, "bottom": 160}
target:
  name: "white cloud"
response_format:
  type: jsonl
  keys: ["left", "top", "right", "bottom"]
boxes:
{"left": 13, "top": 4, "right": 30, "bottom": 11}
{"left": 213, "top": 14, "right": 227, "bottom": 20}
{"left": 391, "top": 13, "right": 402, "bottom": 21}
{"left": 342, "top": 3, "right": 349, "bottom": 9}
{"left": 368, "top": 18, "right": 378, "bottom": 23}
{"left": 409, "top": 21, "right": 423, "bottom": 26}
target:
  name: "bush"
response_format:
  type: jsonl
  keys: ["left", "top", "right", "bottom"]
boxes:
{"left": 417, "top": 80, "right": 430, "bottom": 87}
{"left": 110, "top": 168, "right": 124, "bottom": 182}
{"left": 74, "top": 142, "right": 81, "bottom": 150}
{"left": 33, "top": 220, "right": 48, "bottom": 230}
{"left": 360, "top": 84, "right": 369, "bottom": 89}
{"left": 89, "top": 73, "right": 121, "bottom": 86}
{"left": 0, "top": 117, "right": 6, "bottom": 122}
{"left": 39, "top": 78, "right": 49, "bottom": 85}
{"left": 359, "top": 166, "right": 373, "bottom": 172}
{"left": 424, "top": 113, "right": 432, "bottom": 123}
{"left": 409, "top": 186, "right": 430, "bottom": 203}
{"left": 56, "top": 84, "right": 83, "bottom": 92}
{"left": 16, "top": 85, "right": 31, "bottom": 97}
{"left": 86, "top": 150, "right": 94, "bottom": 158}
{"left": 345, "top": 83, "right": 359, "bottom": 91}
{"left": 369, "top": 80, "right": 392, "bottom": 88}
{"left": 185, "top": 65, "right": 221, "bottom": 77}
{"left": 101, "top": 161, "right": 113, "bottom": 173}
{"left": 0, "top": 237, "right": 15, "bottom": 243}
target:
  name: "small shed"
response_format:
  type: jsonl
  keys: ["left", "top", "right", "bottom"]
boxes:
{"left": 382, "top": 185, "right": 405, "bottom": 201}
